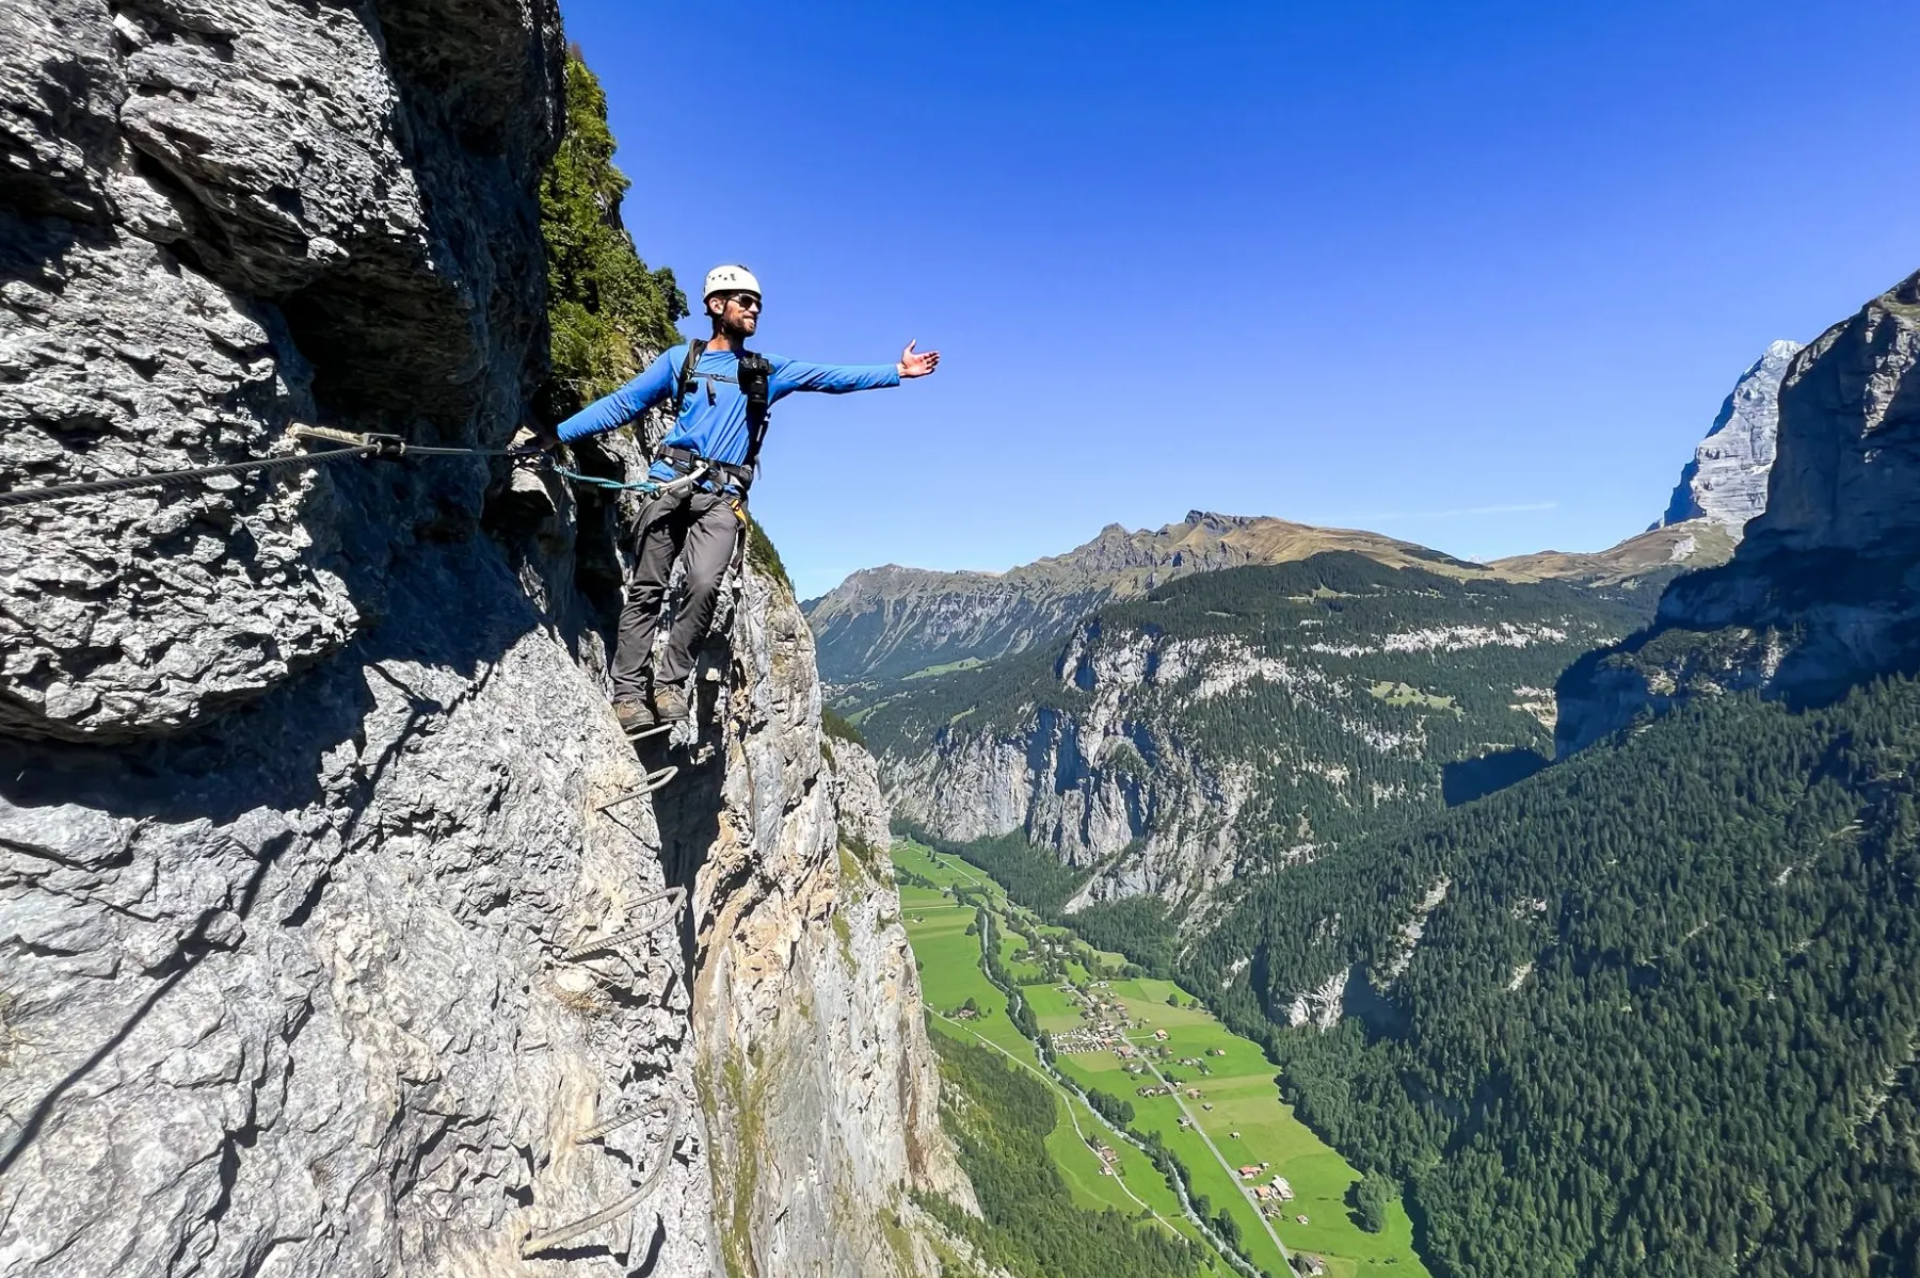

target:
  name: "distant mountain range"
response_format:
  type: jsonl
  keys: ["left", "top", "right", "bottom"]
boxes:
{"left": 807, "top": 515, "right": 1738, "bottom": 688}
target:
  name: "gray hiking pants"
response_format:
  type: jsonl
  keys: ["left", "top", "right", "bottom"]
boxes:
{"left": 610, "top": 487, "right": 743, "bottom": 702}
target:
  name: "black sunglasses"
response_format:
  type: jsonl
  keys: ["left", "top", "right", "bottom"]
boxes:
{"left": 727, "top": 292, "right": 762, "bottom": 310}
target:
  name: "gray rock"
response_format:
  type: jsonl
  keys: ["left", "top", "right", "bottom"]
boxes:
{"left": 1559, "top": 271, "right": 1920, "bottom": 755}
{"left": 0, "top": 0, "right": 963, "bottom": 1272}
{"left": 1657, "top": 339, "right": 1802, "bottom": 536}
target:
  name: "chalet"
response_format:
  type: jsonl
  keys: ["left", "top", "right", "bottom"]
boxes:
{"left": 1292, "top": 1256, "right": 1327, "bottom": 1277}
{"left": 1177, "top": 1117, "right": 1194, "bottom": 1129}
{"left": 1154, "top": 1029, "right": 1169, "bottom": 1041}
{"left": 1251, "top": 1184, "right": 1274, "bottom": 1202}
{"left": 1269, "top": 1176, "right": 1294, "bottom": 1201}
{"left": 1185, "top": 1088, "right": 1202, "bottom": 1100}
{"left": 1228, "top": 1130, "right": 1240, "bottom": 1139}
{"left": 1237, "top": 1165, "right": 1261, "bottom": 1180}
{"left": 1295, "top": 1214, "right": 1310, "bottom": 1226}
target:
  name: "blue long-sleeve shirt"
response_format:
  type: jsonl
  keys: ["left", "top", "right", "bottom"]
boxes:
{"left": 556, "top": 343, "right": 899, "bottom": 482}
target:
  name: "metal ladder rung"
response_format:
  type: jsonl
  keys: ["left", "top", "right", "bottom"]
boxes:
{"left": 520, "top": 1095, "right": 686, "bottom": 1258}
{"left": 561, "top": 886, "right": 687, "bottom": 962}
{"left": 593, "top": 767, "right": 677, "bottom": 811}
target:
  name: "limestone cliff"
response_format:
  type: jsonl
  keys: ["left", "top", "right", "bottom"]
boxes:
{"left": 1656, "top": 339, "right": 1803, "bottom": 536}
{"left": 1557, "top": 271, "right": 1920, "bottom": 755}
{"left": 0, "top": 3, "right": 960, "bottom": 1274}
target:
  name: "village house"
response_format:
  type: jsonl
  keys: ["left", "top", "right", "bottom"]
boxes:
{"left": 1154, "top": 1029, "right": 1169, "bottom": 1041}
{"left": 1292, "top": 1256, "right": 1327, "bottom": 1277}
{"left": 1237, "top": 1165, "right": 1261, "bottom": 1180}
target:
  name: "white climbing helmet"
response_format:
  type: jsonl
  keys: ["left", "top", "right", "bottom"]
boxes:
{"left": 703, "top": 264, "right": 761, "bottom": 300}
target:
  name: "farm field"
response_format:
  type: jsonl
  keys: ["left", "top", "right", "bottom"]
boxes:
{"left": 897, "top": 855, "right": 1232, "bottom": 1273}
{"left": 896, "top": 840, "right": 1430, "bottom": 1278}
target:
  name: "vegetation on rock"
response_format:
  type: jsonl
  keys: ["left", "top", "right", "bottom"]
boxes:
{"left": 538, "top": 48, "right": 686, "bottom": 421}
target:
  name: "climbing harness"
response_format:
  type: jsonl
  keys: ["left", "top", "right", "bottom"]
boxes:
{"left": 561, "top": 885, "right": 686, "bottom": 962}
{"left": 0, "top": 424, "right": 707, "bottom": 510}
{"left": 520, "top": 1093, "right": 687, "bottom": 1258}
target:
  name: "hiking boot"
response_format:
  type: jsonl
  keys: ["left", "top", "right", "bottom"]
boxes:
{"left": 614, "top": 698, "right": 657, "bottom": 734}
{"left": 651, "top": 683, "right": 690, "bottom": 723}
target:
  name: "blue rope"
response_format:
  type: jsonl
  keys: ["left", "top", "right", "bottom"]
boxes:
{"left": 551, "top": 465, "right": 661, "bottom": 494}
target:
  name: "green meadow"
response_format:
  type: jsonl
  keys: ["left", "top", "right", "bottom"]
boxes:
{"left": 898, "top": 856, "right": 1234, "bottom": 1273}
{"left": 896, "top": 840, "right": 1430, "bottom": 1278}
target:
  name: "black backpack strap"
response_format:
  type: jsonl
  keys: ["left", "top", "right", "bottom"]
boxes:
{"left": 736, "top": 349, "right": 773, "bottom": 471}
{"left": 672, "top": 338, "right": 707, "bottom": 421}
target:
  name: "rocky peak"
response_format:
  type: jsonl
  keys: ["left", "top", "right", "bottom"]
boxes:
{"left": 1559, "top": 270, "right": 1920, "bottom": 754}
{"left": 1656, "top": 339, "right": 1803, "bottom": 537}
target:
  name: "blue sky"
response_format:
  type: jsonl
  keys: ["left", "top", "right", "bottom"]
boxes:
{"left": 558, "top": 0, "right": 1919, "bottom": 600}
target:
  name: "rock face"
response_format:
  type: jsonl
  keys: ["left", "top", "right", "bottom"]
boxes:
{"left": 1558, "top": 274, "right": 1920, "bottom": 755}
{"left": 1657, "top": 340, "right": 1803, "bottom": 536}
{"left": 0, "top": 3, "right": 960, "bottom": 1275}
{"left": 805, "top": 512, "right": 1494, "bottom": 686}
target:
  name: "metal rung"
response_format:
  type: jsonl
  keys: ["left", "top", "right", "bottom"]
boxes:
{"left": 593, "top": 767, "right": 677, "bottom": 811}
{"left": 521, "top": 1095, "right": 686, "bottom": 1258}
{"left": 582, "top": 1102, "right": 649, "bottom": 1143}
{"left": 561, "top": 886, "right": 687, "bottom": 962}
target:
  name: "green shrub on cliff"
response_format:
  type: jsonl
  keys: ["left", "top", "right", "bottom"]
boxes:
{"left": 539, "top": 48, "right": 686, "bottom": 421}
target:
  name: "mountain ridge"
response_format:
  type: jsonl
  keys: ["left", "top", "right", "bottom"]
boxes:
{"left": 807, "top": 509, "right": 1718, "bottom": 687}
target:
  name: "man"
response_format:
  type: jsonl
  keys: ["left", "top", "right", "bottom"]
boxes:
{"left": 555, "top": 264, "right": 940, "bottom": 731}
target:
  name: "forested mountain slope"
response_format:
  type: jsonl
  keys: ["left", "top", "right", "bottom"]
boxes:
{"left": 1188, "top": 677, "right": 1920, "bottom": 1277}
{"left": 1175, "top": 268, "right": 1920, "bottom": 1278}
{"left": 856, "top": 553, "right": 1657, "bottom": 918}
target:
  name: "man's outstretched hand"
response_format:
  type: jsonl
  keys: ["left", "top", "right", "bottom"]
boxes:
{"left": 897, "top": 340, "right": 941, "bottom": 379}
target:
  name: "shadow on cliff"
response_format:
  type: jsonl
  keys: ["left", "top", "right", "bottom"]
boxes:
{"left": 1442, "top": 747, "right": 1550, "bottom": 807}
{"left": 0, "top": 526, "right": 555, "bottom": 826}
{"left": 0, "top": 826, "right": 295, "bottom": 1177}
{"left": 640, "top": 673, "right": 740, "bottom": 982}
